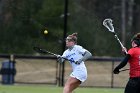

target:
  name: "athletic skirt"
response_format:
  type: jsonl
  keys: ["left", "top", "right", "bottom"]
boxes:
{"left": 70, "top": 66, "right": 87, "bottom": 82}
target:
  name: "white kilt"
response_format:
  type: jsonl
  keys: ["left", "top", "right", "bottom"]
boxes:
{"left": 70, "top": 66, "right": 87, "bottom": 82}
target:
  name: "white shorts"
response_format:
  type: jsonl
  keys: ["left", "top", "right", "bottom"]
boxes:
{"left": 70, "top": 67, "right": 87, "bottom": 82}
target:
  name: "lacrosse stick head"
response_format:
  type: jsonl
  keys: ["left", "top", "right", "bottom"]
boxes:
{"left": 103, "top": 18, "right": 114, "bottom": 33}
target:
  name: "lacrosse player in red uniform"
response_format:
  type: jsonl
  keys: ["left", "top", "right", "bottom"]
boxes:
{"left": 113, "top": 33, "right": 140, "bottom": 93}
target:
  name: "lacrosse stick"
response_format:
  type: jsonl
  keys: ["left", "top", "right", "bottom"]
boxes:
{"left": 119, "top": 67, "right": 140, "bottom": 72}
{"left": 103, "top": 18, "right": 127, "bottom": 54}
{"left": 33, "top": 46, "right": 58, "bottom": 56}
{"left": 119, "top": 68, "right": 130, "bottom": 72}
{"left": 33, "top": 46, "right": 76, "bottom": 63}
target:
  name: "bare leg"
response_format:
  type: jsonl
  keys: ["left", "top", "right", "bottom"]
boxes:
{"left": 63, "top": 77, "right": 81, "bottom": 93}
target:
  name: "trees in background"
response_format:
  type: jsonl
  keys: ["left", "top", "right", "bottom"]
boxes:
{"left": 0, "top": 0, "right": 140, "bottom": 56}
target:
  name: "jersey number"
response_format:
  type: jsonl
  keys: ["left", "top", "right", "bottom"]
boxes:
{"left": 70, "top": 58, "right": 74, "bottom": 64}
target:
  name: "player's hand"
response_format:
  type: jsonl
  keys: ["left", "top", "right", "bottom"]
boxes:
{"left": 113, "top": 68, "right": 120, "bottom": 74}
{"left": 75, "top": 59, "right": 82, "bottom": 65}
{"left": 122, "top": 47, "right": 127, "bottom": 55}
{"left": 57, "top": 55, "right": 63, "bottom": 63}
{"left": 57, "top": 55, "right": 61, "bottom": 58}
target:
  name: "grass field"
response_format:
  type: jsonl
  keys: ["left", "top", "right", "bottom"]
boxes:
{"left": 0, "top": 85, "right": 124, "bottom": 93}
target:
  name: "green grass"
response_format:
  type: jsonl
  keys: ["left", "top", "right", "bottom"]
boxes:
{"left": 0, "top": 85, "right": 124, "bottom": 93}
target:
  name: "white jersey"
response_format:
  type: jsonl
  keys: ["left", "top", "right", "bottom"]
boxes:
{"left": 62, "top": 45, "right": 87, "bottom": 82}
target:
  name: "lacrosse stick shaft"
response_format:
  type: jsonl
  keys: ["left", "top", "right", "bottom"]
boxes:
{"left": 42, "top": 51, "right": 69, "bottom": 61}
{"left": 33, "top": 47, "right": 75, "bottom": 62}
{"left": 119, "top": 68, "right": 130, "bottom": 72}
{"left": 39, "top": 49, "right": 70, "bottom": 61}
{"left": 114, "top": 34, "right": 128, "bottom": 54}
{"left": 119, "top": 67, "right": 140, "bottom": 72}
{"left": 45, "top": 50, "right": 58, "bottom": 57}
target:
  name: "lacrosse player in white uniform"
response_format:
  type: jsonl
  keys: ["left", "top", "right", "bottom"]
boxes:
{"left": 57, "top": 32, "right": 92, "bottom": 93}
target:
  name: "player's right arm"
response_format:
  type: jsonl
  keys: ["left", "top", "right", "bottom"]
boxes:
{"left": 57, "top": 50, "right": 68, "bottom": 63}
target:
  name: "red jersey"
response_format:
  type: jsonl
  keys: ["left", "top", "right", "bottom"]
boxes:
{"left": 128, "top": 47, "right": 140, "bottom": 77}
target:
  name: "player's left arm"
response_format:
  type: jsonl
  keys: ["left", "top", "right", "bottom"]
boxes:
{"left": 81, "top": 50, "right": 92, "bottom": 61}
{"left": 76, "top": 47, "right": 92, "bottom": 64}
{"left": 113, "top": 54, "right": 131, "bottom": 74}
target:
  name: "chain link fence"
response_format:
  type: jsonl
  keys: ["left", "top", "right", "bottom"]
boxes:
{"left": 0, "top": 54, "right": 129, "bottom": 88}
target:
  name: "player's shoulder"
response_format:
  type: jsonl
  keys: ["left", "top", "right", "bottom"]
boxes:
{"left": 73, "top": 45, "right": 86, "bottom": 52}
{"left": 128, "top": 47, "right": 134, "bottom": 52}
{"left": 128, "top": 47, "right": 140, "bottom": 54}
{"left": 74, "top": 45, "right": 83, "bottom": 49}
{"left": 64, "top": 49, "right": 69, "bottom": 53}
{"left": 129, "top": 47, "right": 139, "bottom": 51}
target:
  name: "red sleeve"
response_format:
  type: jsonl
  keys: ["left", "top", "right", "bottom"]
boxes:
{"left": 128, "top": 48, "right": 134, "bottom": 56}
